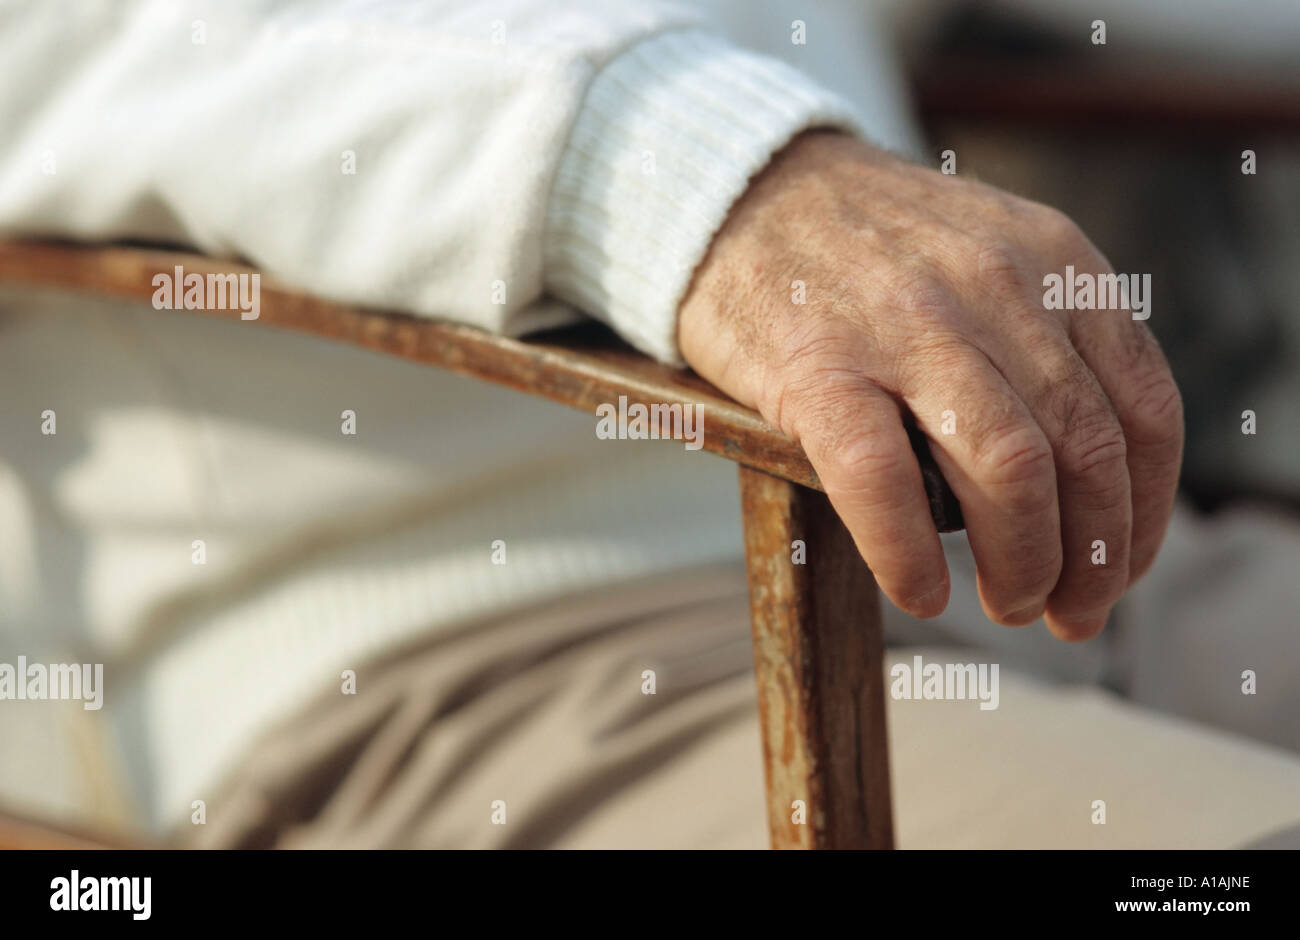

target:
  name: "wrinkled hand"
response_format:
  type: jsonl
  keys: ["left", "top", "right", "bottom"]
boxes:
{"left": 678, "top": 131, "right": 1183, "bottom": 641}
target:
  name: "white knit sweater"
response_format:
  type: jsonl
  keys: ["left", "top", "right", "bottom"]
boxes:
{"left": 0, "top": 0, "right": 919, "bottom": 830}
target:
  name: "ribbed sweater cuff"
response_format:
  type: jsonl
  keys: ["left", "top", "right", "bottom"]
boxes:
{"left": 544, "top": 29, "right": 866, "bottom": 365}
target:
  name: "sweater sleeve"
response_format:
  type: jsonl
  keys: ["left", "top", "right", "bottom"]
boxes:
{"left": 0, "top": 0, "right": 701, "bottom": 334}
{"left": 0, "top": 1, "right": 865, "bottom": 362}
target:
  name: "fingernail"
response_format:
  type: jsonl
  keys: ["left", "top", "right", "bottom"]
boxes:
{"left": 1004, "top": 604, "right": 1044, "bottom": 626}
{"left": 904, "top": 580, "right": 949, "bottom": 617}
{"left": 1047, "top": 610, "right": 1109, "bottom": 642}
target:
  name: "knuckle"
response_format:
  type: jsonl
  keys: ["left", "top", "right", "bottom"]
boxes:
{"left": 1058, "top": 410, "right": 1129, "bottom": 483}
{"left": 891, "top": 270, "right": 956, "bottom": 321}
{"left": 822, "top": 434, "right": 907, "bottom": 494}
{"left": 1032, "top": 205, "right": 1091, "bottom": 254}
{"left": 1126, "top": 371, "right": 1185, "bottom": 449}
{"left": 761, "top": 334, "right": 861, "bottom": 438}
{"left": 974, "top": 424, "right": 1056, "bottom": 497}
{"left": 770, "top": 369, "right": 900, "bottom": 493}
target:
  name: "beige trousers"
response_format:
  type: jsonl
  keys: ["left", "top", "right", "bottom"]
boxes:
{"left": 187, "top": 565, "right": 1300, "bottom": 849}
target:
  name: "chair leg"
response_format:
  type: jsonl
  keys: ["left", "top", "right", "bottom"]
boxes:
{"left": 738, "top": 465, "right": 895, "bottom": 849}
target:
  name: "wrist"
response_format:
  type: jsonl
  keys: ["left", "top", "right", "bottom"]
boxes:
{"left": 544, "top": 30, "right": 867, "bottom": 366}
{"left": 677, "top": 131, "right": 883, "bottom": 384}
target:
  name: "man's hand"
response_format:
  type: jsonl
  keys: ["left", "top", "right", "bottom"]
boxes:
{"left": 678, "top": 131, "right": 1183, "bottom": 641}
